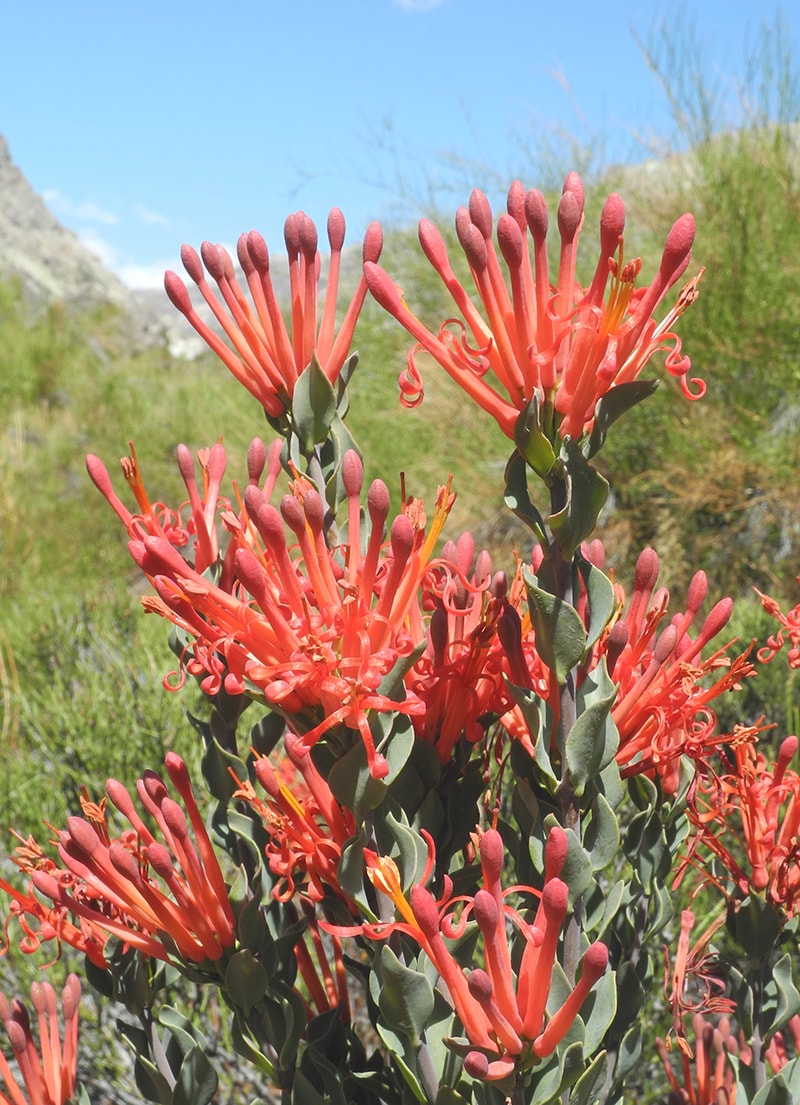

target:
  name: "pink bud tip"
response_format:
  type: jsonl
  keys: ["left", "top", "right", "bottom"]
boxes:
{"left": 147, "top": 842, "right": 175, "bottom": 879}
{"left": 327, "top": 207, "right": 346, "bottom": 251}
{"left": 390, "top": 513, "right": 415, "bottom": 559}
{"left": 580, "top": 941, "right": 609, "bottom": 984}
{"left": 419, "top": 218, "right": 449, "bottom": 269}
{"left": 62, "top": 975, "right": 81, "bottom": 1019}
{"left": 557, "top": 190, "right": 582, "bottom": 242}
{"left": 164, "top": 751, "right": 189, "bottom": 786}
{"left": 702, "top": 596, "right": 733, "bottom": 638}
{"left": 479, "top": 828, "right": 505, "bottom": 883}
{"left": 525, "top": 189, "right": 549, "bottom": 243}
{"left": 363, "top": 221, "right": 383, "bottom": 263}
{"left": 298, "top": 213, "right": 318, "bottom": 258}
{"left": 247, "top": 437, "right": 267, "bottom": 482}
{"left": 247, "top": 230, "right": 270, "bottom": 272}
{"left": 6, "top": 1020, "right": 27, "bottom": 1054}
{"left": 368, "top": 479, "right": 390, "bottom": 526}
{"left": 284, "top": 212, "right": 300, "bottom": 255}
{"left": 66, "top": 816, "right": 100, "bottom": 856}
{"left": 686, "top": 571, "right": 708, "bottom": 613}
{"left": 303, "top": 489, "right": 325, "bottom": 533}
{"left": 180, "top": 244, "right": 204, "bottom": 284}
{"left": 342, "top": 449, "right": 363, "bottom": 497}
{"left": 364, "top": 262, "right": 403, "bottom": 312}
{"left": 108, "top": 841, "right": 142, "bottom": 882}
{"left": 469, "top": 189, "right": 493, "bottom": 239}
{"left": 506, "top": 180, "right": 526, "bottom": 229}
{"left": 280, "top": 494, "right": 307, "bottom": 538}
{"left": 542, "top": 877, "right": 569, "bottom": 918}
{"left": 161, "top": 797, "right": 189, "bottom": 838}
{"left": 497, "top": 214, "right": 524, "bottom": 268}
{"left": 468, "top": 969, "right": 494, "bottom": 1003}
{"left": 370, "top": 751, "right": 390, "bottom": 780}
{"left": 599, "top": 193, "right": 625, "bottom": 254}
{"left": 464, "top": 1051, "right": 489, "bottom": 1079}
{"left": 85, "top": 453, "right": 113, "bottom": 492}
{"left": 29, "top": 981, "right": 47, "bottom": 1014}
{"left": 409, "top": 884, "right": 441, "bottom": 937}
{"left": 200, "top": 241, "right": 224, "bottom": 282}
{"left": 176, "top": 443, "right": 195, "bottom": 483}
{"left": 562, "top": 171, "right": 585, "bottom": 213}
{"left": 654, "top": 624, "right": 678, "bottom": 663}
{"left": 164, "top": 270, "right": 194, "bottom": 315}
{"left": 780, "top": 735, "right": 799, "bottom": 764}
{"left": 660, "top": 214, "right": 696, "bottom": 277}
{"left": 461, "top": 222, "right": 488, "bottom": 271}
{"left": 634, "top": 547, "right": 659, "bottom": 591}
{"left": 473, "top": 888, "right": 499, "bottom": 930}
{"left": 254, "top": 756, "right": 282, "bottom": 798}
{"left": 544, "top": 825, "right": 569, "bottom": 880}
{"left": 237, "top": 233, "right": 254, "bottom": 275}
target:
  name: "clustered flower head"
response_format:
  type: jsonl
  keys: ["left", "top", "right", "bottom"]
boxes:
{"left": 365, "top": 172, "right": 703, "bottom": 443}
{"left": 164, "top": 211, "right": 383, "bottom": 418}
{"left": 0, "top": 976, "right": 81, "bottom": 1105}
{"left": 328, "top": 826, "right": 608, "bottom": 1083}
{"left": 1, "top": 754, "right": 235, "bottom": 967}
{"left": 682, "top": 735, "right": 800, "bottom": 916}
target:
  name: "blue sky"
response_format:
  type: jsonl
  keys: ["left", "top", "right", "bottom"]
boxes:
{"left": 3, "top": 1, "right": 797, "bottom": 289}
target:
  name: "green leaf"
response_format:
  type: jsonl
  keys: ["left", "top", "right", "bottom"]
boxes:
{"left": 549, "top": 439, "right": 610, "bottom": 559}
{"left": 291, "top": 357, "right": 337, "bottom": 451}
{"left": 373, "top": 809, "right": 431, "bottom": 890}
{"left": 586, "top": 379, "right": 660, "bottom": 459}
{"left": 523, "top": 567, "right": 587, "bottom": 684}
{"left": 750, "top": 1075, "right": 795, "bottom": 1105}
{"left": 767, "top": 953, "right": 800, "bottom": 1036}
{"left": 378, "top": 945, "right": 435, "bottom": 1047}
{"left": 581, "top": 971, "right": 617, "bottom": 1053}
{"left": 514, "top": 393, "right": 558, "bottom": 478}
{"left": 327, "top": 715, "right": 414, "bottom": 820}
{"left": 569, "top": 1051, "right": 609, "bottom": 1105}
{"left": 728, "top": 895, "right": 783, "bottom": 960}
{"left": 133, "top": 1054, "right": 173, "bottom": 1105}
{"left": 173, "top": 1047, "right": 218, "bottom": 1105}
{"left": 566, "top": 662, "right": 619, "bottom": 795}
{"left": 559, "top": 828, "right": 594, "bottom": 907}
{"left": 376, "top": 1022, "right": 428, "bottom": 1103}
{"left": 503, "top": 451, "right": 548, "bottom": 544}
{"left": 224, "top": 948, "right": 270, "bottom": 1015}
{"left": 575, "top": 552, "right": 616, "bottom": 650}
{"left": 583, "top": 793, "right": 621, "bottom": 872}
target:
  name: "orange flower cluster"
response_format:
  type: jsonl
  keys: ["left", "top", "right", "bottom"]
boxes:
{"left": 365, "top": 173, "right": 703, "bottom": 442}
{"left": 164, "top": 211, "right": 383, "bottom": 418}
{"left": 0, "top": 976, "right": 81, "bottom": 1105}
{"left": 1, "top": 754, "right": 235, "bottom": 967}
{"left": 683, "top": 735, "right": 800, "bottom": 916}
{"left": 327, "top": 826, "right": 608, "bottom": 1082}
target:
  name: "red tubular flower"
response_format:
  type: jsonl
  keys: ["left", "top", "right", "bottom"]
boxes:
{"left": 164, "top": 212, "right": 383, "bottom": 417}
{"left": 232, "top": 733, "right": 356, "bottom": 904}
{"left": 0, "top": 975, "right": 81, "bottom": 1105}
{"left": 328, "top": 826, "right": 608, "bottom": 1082}
{"left": 1, "top": 756, "right": 235, "bottom": 967}
{"left": 682, "top": 735, "right": 800, "bottom": 916}
{"left": 90, "top": 443, "right": 458, "bottom": 779}
{"left": 365, "top": 174, "right": 703, "bottom": 443}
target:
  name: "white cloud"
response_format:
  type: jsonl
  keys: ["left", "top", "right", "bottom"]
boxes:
{"left": 76, "top": 228, "right": 119, "bottom": 269}
{"left": 116, "top": 259, "right": 178, "bottom": 291}
{"left": 135, "top": 203, "right": 170, "bottom": 227}
{"left": 42, "top": 188, "right": 119, "bottom": 225}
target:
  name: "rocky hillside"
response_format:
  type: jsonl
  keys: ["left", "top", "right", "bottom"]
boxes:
{"left": 0, "top": 135, "right": 131, "bottom": 309}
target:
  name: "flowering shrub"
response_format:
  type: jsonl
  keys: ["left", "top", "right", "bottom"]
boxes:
{"left": 2, "top": 185, "right": 800, "bottom": 1104}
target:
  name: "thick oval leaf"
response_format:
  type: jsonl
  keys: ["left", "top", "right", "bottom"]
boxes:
{"left": 224, "top": 948, "right": 270, "bottom": 1015}
{"left": 514, "top": 394, "right": 557, "bottom": 478}
{"left": 575, "top": 552, "right": 616, "bottom": 650}
{"left": 548, "top": 440, "right": 609, "bottom": 559}
{"left": 173, "top": 1047, "right": 218, "bottom": 1105}
{"left": 523, "top": 568, "right": 587, "bottom": 684}
{"left": 566, "top": 664, "right": 619, "bottom": 796}
{"left": 378, "top": 945, "right": 435, "bottom": 1047}
{"left": 292, "top": 357, "right": 337, "bottom": 451}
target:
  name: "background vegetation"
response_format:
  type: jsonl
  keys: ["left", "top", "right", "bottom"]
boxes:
{"left": 1, "top": 15, "right": 800, "bottom": 1102}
